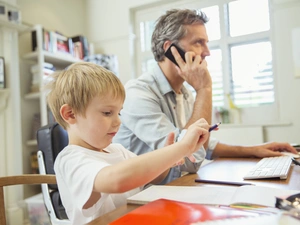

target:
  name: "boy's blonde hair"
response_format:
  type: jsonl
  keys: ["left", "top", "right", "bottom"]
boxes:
{"left": 45, "top": 62, "right": 125, "bottom": 129}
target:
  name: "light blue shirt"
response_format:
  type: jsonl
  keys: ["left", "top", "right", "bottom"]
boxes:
{"left": 113, "top": 63, "right": 218, "bottom": 184}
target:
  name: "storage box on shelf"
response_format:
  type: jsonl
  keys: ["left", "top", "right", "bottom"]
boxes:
{"left": 23, "top": 193, "right": 51, "bottom": 225}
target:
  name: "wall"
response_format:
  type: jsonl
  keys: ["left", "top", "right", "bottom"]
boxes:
{"left": 86, "top": 0, "right": 300, "bottom": 144}
{"left": 265, "top": 0, "right": 300, "bottom": 143}
{"left": 85, "top": 0, "right": 164, "bottom": 83}
{"left": 0, "top": 26, "right": 24, "bottom": 225}
{"left": 18, "top": 0, "right": 87, "bottom": 37}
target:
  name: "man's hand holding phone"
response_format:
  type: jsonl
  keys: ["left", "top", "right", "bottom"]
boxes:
{"left": 164, "top": 43, "right": 211, "bottom": 92}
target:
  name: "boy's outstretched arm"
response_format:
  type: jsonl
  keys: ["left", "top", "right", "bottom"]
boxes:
{"left": 94, "top": 118, "right": 209, "bottom": 194}
{"left": 150, "top": 132, "right": 176, "bottom": 184}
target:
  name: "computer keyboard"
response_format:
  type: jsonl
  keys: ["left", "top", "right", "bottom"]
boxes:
{"left": 243, "top": 156, "right": 293, "bottom": 180}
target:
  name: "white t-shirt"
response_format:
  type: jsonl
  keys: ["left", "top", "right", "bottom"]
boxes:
{"left": 54, "top": 144, "right": 142, "bottom": 225}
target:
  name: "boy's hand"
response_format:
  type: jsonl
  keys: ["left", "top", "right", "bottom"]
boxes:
{"left": 182, "top": 118, "right": 209, "bottom": 155}
{"left": 164, "top": 132, "right": 175, "bottom": 147}
{"left": 164, "top": 132, "right": 186, "bottom": 167}
{"left": 173, "top": 155, "right": 196, "bottom": 167}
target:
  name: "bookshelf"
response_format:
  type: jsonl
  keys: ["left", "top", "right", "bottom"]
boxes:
{"left": 20, "top": 24, "right": 83, "bottom": 149}
{"left": 23, "top": 50, "right": 81, "bottom": 67}
{"left": 0, "top": 19, "right": 27, "bottom": 31}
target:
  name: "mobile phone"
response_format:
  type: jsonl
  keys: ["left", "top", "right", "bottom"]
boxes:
{"left": 164, "top": 43, "right": 186, "bottom": 67}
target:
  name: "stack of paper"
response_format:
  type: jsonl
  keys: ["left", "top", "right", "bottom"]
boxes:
{"left": 127, "top": 185, "right": 300, "bottom": 207}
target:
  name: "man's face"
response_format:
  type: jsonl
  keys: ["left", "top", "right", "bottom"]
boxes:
{"left": 178, "top": 23, "right": 210, "bottom": 61}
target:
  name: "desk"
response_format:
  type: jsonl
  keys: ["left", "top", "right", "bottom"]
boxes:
{"left": 87, "top": 157, "right": 300, "bottom": 225}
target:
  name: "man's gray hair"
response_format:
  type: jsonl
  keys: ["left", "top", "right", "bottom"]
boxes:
{"left": 151, "top": 9, "right": 208, "bottom": 62}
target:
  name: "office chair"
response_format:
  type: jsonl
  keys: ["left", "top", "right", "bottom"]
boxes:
{"left": 37, "top": 123, "right": 70, "bottom": 225}
{"left": 0, "top": 174, "right": 56, "bottom": 225}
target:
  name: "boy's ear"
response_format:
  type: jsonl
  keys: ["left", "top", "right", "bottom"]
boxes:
{"left": 60, "top": 104, "right": 76, "bottom": 124}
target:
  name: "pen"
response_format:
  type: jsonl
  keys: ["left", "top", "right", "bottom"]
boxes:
{"left": 209, "top": 122, "right": 221, "bottom": 132}
{"left": 291, "top": 158, "right": 300, "bottom": 166}
{"left": 195, "top": 178, "right": 253, "bottom": 186}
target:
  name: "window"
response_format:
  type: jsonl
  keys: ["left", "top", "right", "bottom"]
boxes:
{"left": 202, "top": 5, "right": 220, "bottom": 41}
{"left": 228, "top": 0, "right": 270, "bottom": 37}
{"left": 207, "top": 48, "right": 224, "bottom": 107}
{"left": 231, "top": 41, "right": 274, "bottom": 107}
{"left": 134, "top": 0, "right": 277, "bottom": 123}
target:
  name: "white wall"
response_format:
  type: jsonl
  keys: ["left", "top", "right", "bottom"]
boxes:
{"left": 18, "top": 0, "right": 87, "bottom": 37}
{"left": 264, "top": 0, "right": 300, "bottom": 143}
{"left": 85, "top": 0, "right": 163, "bottom": 83}
{"left": 85, "top": 0, "right": 300, "bottom": 144}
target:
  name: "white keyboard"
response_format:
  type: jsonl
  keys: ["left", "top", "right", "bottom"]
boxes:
{"left": 243, "top": 156, "right": 293, "bottom": 180}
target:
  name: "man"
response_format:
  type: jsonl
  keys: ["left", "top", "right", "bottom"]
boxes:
{"left": 113, "top": 9, "right": 297, "bottom": 184}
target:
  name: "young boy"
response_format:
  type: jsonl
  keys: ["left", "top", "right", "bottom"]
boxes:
{"left": 45, "top": 62, "right": 209, "bottom": 224}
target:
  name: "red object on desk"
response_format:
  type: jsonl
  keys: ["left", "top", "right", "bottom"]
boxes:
{"left": 109, "top": 199, "right": 258, "bottom": 225}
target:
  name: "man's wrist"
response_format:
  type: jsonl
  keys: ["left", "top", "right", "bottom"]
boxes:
{"left": 195, "top": 87, "right": 212, "bottom": 94}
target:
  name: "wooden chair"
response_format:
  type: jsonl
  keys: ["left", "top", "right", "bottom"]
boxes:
{"left": 0, "top": 174, "right": 56, "bottom": 225}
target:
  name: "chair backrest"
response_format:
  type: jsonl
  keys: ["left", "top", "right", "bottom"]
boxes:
{"left": 37, "top": 123, "right": 70, "bottom": 224}
{"left": 37, "top": 123, "right": 68, "bottom": 189}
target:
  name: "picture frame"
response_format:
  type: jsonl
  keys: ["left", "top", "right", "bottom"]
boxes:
{"left": 0, "top": 57, "right": 5, "bottom": 89}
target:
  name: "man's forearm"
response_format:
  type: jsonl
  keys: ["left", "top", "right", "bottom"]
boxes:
{"left": 185, "top": 88, "right": 212, "bottom": 149}
{"left": 212, "top": 142, "right": 256, "bottom": 158}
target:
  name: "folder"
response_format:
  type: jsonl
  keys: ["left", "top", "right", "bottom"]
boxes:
{"left": 110, "top": 198, "right": 261, "bottom": 225}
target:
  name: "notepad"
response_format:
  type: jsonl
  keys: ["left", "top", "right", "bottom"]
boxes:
{"left": 191, "top": 213, "right": 300, "bottom": 225}
{"left": 127, "top": 185, "right": 299, "bottom": 208}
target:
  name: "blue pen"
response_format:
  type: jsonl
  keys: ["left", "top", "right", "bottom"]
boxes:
{"left": 209, "top": 122, "right": 221, "bottom": 132}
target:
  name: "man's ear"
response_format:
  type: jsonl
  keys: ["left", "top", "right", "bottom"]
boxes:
{"left": 60, "top": 104, "right": 76, "bottom": 124}
{"left": 163, "top": 40, "right": 172, "bottom": 52}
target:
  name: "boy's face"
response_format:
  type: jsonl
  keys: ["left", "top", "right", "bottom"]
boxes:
{"left": 72, "top": 92, "right": 123, "bottom": 151}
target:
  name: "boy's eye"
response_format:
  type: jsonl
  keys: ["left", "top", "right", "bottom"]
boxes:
{"left": 102, "top": 111, "right": 122, "bottom": 116}
{"left": 103, "top": 112, "right": 112, "bottom": 116}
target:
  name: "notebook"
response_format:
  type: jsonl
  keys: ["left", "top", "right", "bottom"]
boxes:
{"left": 191, "top": 213, "right": 299, "bottom": 225}
{"left": 109, "top": 198, "right": 261, "bottom": 225}
{"left": 127, "top": 185, "right": 299, "bottom": 208}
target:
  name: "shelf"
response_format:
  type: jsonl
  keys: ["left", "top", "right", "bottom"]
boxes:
{"left": 27, "top": 139, "right": 37, "bottom": 146}
{"left": 0, "top": 88, "right": 9, "bottom": 111}
{"left": 23, "top": 51, "right": 82, "bottom": 67}
{"left": 0, "top": 19, "right": 29, "bottom": 32}
{"left": 25, "top": 92, "right": 40, "bottom": 100}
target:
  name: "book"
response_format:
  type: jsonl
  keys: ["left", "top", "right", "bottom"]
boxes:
{"left": 71, "top": 35, "right": 89, "bottom": 59}
{"left": 73, "top": 41, "right": 83, "bottom": 59}
{"left": 127, "top": 185, "right": 300, "bottom": 208}
{"left": 109, "top": 198, "right": 265, "bottom": 225}
{"left": 192, "top": 214, "right": 297, "bottom": 225}
{"left": 55, "top": 32, "right": 69, "bottom": 53}
{"left": 32, "top": 29, "right": 49, "bottom": 51}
